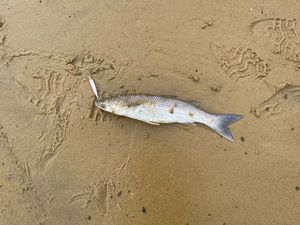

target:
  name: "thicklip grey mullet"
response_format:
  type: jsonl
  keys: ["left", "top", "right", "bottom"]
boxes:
{"left": 88, "top": 77, "right": 243, "bottom": 141}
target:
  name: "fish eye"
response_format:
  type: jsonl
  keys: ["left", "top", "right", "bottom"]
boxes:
{"left": 99, "top": 103, "right": 106, "bottom": 109}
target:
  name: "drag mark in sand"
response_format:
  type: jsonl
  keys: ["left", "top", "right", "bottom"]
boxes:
{"left": 70, "top": 179, "right": 113, "bottom": 216}
{"left": 14, "top": 67, "right": 74, "bottom": 174}
{"left": 0, "top": 125, "right": 46, "bottom": 223}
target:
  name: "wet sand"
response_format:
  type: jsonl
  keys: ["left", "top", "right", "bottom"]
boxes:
{"left": 0, "top": 1, "right": 300, "bottom": 225}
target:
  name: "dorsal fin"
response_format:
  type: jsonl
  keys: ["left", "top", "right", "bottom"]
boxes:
{"left": 186, "top": 100, "right": 200, "bottom": 106}
{"left": 162, "top": 94, "right": 179, "bottom": 99}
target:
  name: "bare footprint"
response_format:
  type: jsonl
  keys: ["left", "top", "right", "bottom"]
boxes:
{"left": 252, "top": 85, "right": 300, "bottom": 118}
{"left": 210, "top": 43, "right": 270, "bottom": 80}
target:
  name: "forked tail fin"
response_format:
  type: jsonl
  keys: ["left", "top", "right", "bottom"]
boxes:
{"left": 210, "top": 114, "right": 243, "bottom": 142}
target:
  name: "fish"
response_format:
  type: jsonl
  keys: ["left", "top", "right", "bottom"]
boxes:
{"left": 88, "top": 77, "right": 243, "bottom": 141}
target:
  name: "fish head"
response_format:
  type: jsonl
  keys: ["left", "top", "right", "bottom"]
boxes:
{"left": 95, "top": 98, "right": 120, "bottom": 114}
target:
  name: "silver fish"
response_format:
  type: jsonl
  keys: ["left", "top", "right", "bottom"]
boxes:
{"left": 88, "top": 77, "right": 243, "bottom": 141}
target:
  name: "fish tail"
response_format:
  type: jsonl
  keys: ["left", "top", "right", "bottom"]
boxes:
{"left": 209, "top": 114, "right": 243, "bottom": 142}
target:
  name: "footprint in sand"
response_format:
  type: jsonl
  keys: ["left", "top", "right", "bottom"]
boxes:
{"left": 250, "top": 18, "right": 300, "bottom": 64}
{"left": 252, "top": 84, "right": 300, "bottom": 118}
{"left": 210, "top": 43, "right": 270, "bottom": 80}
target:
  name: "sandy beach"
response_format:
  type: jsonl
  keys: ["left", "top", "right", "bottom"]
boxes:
{"left": 0, "top": 1, "right": 300, "bottom": 224}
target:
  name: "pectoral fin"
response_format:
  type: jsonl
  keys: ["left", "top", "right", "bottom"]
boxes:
{"left": 183, "top": 122, "right": 196, "bottom": 126}
{"left": 145, "top": 121, "right": 160, "bottom": 125}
